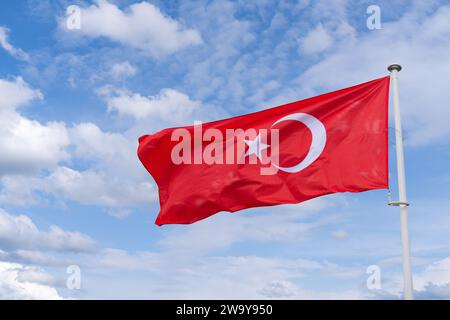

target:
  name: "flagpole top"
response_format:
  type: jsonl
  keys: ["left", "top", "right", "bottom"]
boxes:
{"left": 388, "top": 64, "right": 402, "bottom": 72}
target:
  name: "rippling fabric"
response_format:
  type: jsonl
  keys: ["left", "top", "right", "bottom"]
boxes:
{"left": 138, "top": 77, "right": 390, "bottom": 225}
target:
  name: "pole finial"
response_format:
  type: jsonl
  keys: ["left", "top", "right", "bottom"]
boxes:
{"left": 388, "top": 64, "right": 402, "bottom": 72}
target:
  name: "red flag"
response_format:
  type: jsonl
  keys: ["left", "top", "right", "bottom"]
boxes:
{"left": 138, "top": 77, "right": 390, "bottom": 225}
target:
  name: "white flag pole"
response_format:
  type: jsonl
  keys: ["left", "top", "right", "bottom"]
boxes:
{"left": 388, "top": 64, "right": 414, "bottom": 300}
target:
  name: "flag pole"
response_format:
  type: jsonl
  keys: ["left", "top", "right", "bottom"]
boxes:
{"left": 388, "top": 64, "right": 414, "bottom": 300}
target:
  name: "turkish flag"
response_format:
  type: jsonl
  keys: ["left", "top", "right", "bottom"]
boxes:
{"left": 138, "top": 77, "right": 390, "bottom": 225}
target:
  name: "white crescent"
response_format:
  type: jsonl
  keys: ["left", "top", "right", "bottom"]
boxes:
{"left": 272, "top": 113, "right": 327, "bottom": 173}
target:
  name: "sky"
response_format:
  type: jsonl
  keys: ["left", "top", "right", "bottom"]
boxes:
{"left": 0, "top": 0, "right": 450, "bottom": 299}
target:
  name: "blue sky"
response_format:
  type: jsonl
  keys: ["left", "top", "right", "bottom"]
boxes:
{"left": 0, "top": 0, "right": 450, "bottom": 299}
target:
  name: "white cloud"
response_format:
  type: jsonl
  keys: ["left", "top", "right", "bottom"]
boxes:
{"left": 299, "top": 24, "right": 333, "bottom": 55}
{"left": 166, "top": 256, "right": 308, "bottom": 299}
{"left": 0, "top": 209, "right": 96, "bottom": 252}
{"left": 110, "top": 61, "right": 137, "bottom": 80}
{"left": 370, "top": 254, "right": 450, "bottom": 299}
{"left": 320, "top": 261, "right": 364, "bottom": 279}
{"left": 100, "top": 87, "right": 201, "bottom": 123}
{"left": 17, "top": 267, "right": 55, "bottom": 286}
{"left": 63, "top": 0, "right": 202, "bottom": 56}
{"left": 0, "top": 77, "right": 69, "bottom": 176}
{"left": 69, "top": 123, "right": 138, "bottom": 177}
{"left": 98, "top": 85, "right": 226, "bottom": 140}
{"left": 0, "top": 26, "right": 29, "bottom": 61}
{"left": 0, "top": 76, "right": 42, "bottom": 111}
{"left": 0, "top": 116, "right": 69, "bottom": 175}
{"left": 157, "top": 197, "right": 337, "bottom": 256}
{"left": 180, "top": 1, "right": 257, "bottom": 104}
{"left": 68, "top": 193, "right": 367, "bottom": 299}
{"left": 0, "top": 174, "right": 40, "bottom": 206}
{"left": 87, "top": 251, "right": 366, "bottom": 299}
{"left": 0, "top": 261, "right": 62, "bottom": 299}
{"left": 415, "top": 283, "right": 450, "bottom": 299}
{"left": 331, "top": 230, "right": 350, "bottom": 239}
{"left": 86, "top": 245, "right": 450, "bottom": 299}
{"left": 415, "top": 257, "right": 450, "bottom": 291}
{"left": 96, "top": 248, "right": 160, "bottom": 271}
{"left": 177, "top": 0, "right": 353, "bottom": 111}
{"left": 0, "top": 117, "right": 156, "bottom": 214}
{"left": 42, "top": 166, "right": 154, "bottom": 214}
{"left": 8, "top": 250, "right": 68, "bottom": 267}
{"left": 258, "top": 280, "right": 300, "bottom": 298}
{"left": 41, "top": 122, "right": 157, "bottom": 213}
{"left": 285, "top": 4, "right": 450, "bottom": 146}
{"left": 0, "top": 78, "right": 216, "bottom": 215}
{"left": 0, "top": 121, "right": 156, "bottom": 215}
{"left": 85, "top": 253, "right": 310, "bottom": 299}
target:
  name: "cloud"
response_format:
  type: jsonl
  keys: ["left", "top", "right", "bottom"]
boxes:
{"left": 0, "top": 209, "right": 96, "bottom": 252}
{"left": 16, "top": 266, "right": 55, "bottom": 286}
{"left": 0, "top": 77, "right": 69, "bottom": 176}
{"left": 415, "top": 257, "right": 450, "bottom": 291}
{"left": 415, "top": 283, "right": 450, "bottom": 299}
{"left": 331, "top": 230, "right": 350, "bottom": 239}
{"left": 258, "top": 280, "right": 300, "bottom": 298}
{"left": 0, "top": 76, "right": 42, "bottom": 111}
{"left": 98, "top": 85, "right": 226, "bottom": 136}
{"left": 86, "top": 251, "right": 366, "bottom": 299}
{"left": 95, "top": 248, "right": 160, "bottom": 271}
{"left": 299, "top": 24, "right": 333, "bottom": 55}
{"left": 69, "top": 123, "right": 138, "bottom": 177}
{"left": 100, "top": 86, "right": 202, "bottom": 123}
{"left": 86, "top": 253, "right": 314, "bottom": 299}
{"left": 46, "top": 122, "right": 157, "bottom": 213}
{"left": 6, "top": 250, "right": 69, "bottom": 267}
{"left": 62, "top": 0, "right": 202, "bottom": 56}
{"left": 177, "top": 0, "right": 355, "bottom": 112}
{"left": 0, "top": 117, "right": 69, "bottom": 176}
{"left": 0, "top": 26, "right": 29, "bottom": 61}
{"left": 151, "top": 196, "right": 342, "bottom": 261}
{"left": 0, "top": 175, "right": 42, "bottom": 206}
{"left": 41, "top": 166, "right": 154, "bottom": 216}
{"left": 368, "top": 254, "right": 450, "bottom": 299}
{"left": 0, "top": 117, "right": 155, "bottom": 215}
{"left": 179, "top": 0, "right": 257, "bottom": 105}
{"left": 0, "top": 261, "right": 62, "bottom": 299}
{"left": 47, "top": 122, "right": 152, "bottom": 212}
{"left": 284, "top": 4, "right": 450, "bottom": 146}
{"left": 168, "top": 255, "right": 307, "bottom": 299}
{"left": 110, "top": 61, "right": 137, "bottom": 80}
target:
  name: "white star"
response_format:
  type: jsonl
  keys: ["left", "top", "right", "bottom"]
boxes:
{"left": 244, "top": 134, "right": 270, "bottom": 161}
